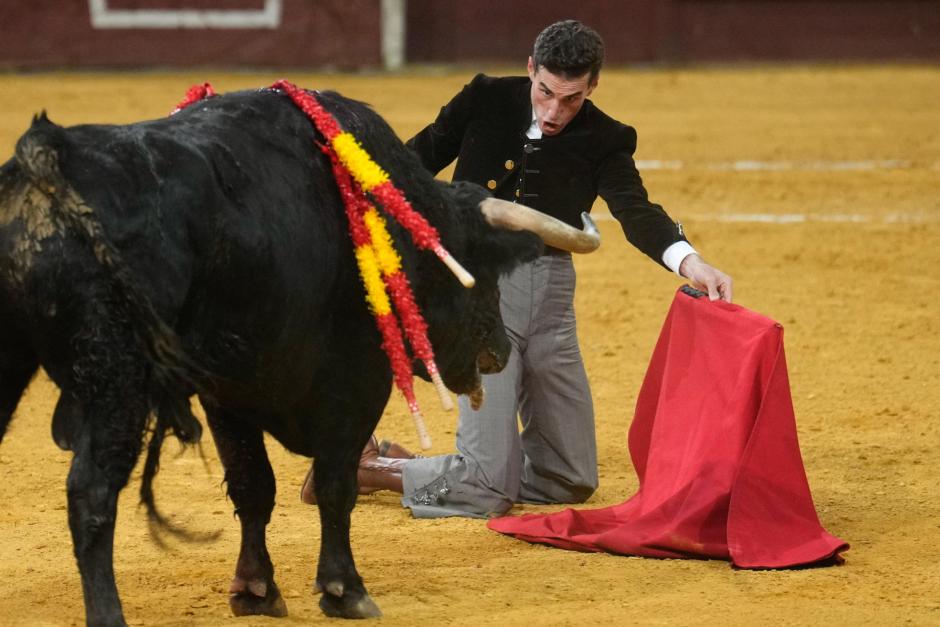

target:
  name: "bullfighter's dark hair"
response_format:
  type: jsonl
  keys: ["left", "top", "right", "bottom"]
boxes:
{"left": 532, "top": 20, "right": 604, "bottom": 82}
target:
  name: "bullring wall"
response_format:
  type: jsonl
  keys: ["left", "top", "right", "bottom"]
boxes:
{"left": 0, "top": 0, "right": 382, "bottom": 70}
{"left": 408, "top": 0, "right": 940, "bottom": 65}
{"left": 1, "top": 0, "right": 938, "bottom": 70}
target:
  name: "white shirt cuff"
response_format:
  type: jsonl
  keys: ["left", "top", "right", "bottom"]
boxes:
{"left": 662, "top": 241, "right": 697, "bottom": 276}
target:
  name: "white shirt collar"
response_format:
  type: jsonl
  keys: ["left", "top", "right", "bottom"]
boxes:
{"left": 526, "top": 111, "right": 542, "bottom": 140}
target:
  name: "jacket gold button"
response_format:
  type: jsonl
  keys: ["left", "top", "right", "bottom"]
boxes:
{"left": 487, "top": 179, "right": 497, "bottom": 190}
{"left": 504, "top": 160, "right": 515, "bottom": 170}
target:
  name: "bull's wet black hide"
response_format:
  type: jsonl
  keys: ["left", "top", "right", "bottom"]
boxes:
{"left": 0, "top": 88, "right": 542, "bottom": 624}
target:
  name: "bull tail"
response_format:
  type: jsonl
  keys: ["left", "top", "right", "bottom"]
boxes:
{"left": 140, "top": 406, "right": 220, "bottom": 547}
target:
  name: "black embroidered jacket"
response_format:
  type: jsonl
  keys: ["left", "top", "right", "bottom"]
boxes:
{"left": 407, "top": 73, "right": 687, "bottom": 267}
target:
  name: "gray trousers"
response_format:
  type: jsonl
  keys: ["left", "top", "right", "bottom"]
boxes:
{"left": 401, "top": 254, "right": 598, "bottom": 518}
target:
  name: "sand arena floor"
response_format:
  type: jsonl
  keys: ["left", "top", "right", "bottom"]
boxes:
{"left": 0, "top": 65, "right": 938, "bottom": 626}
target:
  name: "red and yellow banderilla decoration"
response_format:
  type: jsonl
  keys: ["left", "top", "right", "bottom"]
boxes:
{"left": 323, "top": 151, "right": 450, "bottom": 449}
{"left": 271, "top": 80, "right": 476, "bottom": 288}
{"left": 170, "top": 82, "right": 216, "bottom": 114}
{"left": 175, "top": 80, "right": 473, "bottom": 449}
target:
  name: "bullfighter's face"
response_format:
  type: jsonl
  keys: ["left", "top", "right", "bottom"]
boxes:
{"left": 527, "top": 57, "right": 596, "bottom": 136}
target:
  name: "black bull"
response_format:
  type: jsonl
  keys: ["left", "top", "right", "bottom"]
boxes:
{"left": 0, "top": 88, "right": 598, "bottom": 624}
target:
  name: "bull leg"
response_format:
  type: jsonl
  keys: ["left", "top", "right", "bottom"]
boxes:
{"left": 306, "top": 350, "right": 389, "bottom": 619}
{"left": 313, "top": 445, "right": 382, "bottom": 618}
{"left": 204, "top": 404, "right": 287, "bottom": 618}
{"left": 67, "top": 396, "right": 149, "bottom": 627}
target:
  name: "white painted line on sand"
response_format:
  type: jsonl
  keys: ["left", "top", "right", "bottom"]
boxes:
{"left": 635, "top": 160, "right": 684, "bottom": 170}
{"left": 635, "top": 159, "right": 913, "bottom": 172}
{"left": 593, "top": 212, "right": 939, "bottom": 224}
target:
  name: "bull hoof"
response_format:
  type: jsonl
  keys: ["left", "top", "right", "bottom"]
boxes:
{"left": 319, "top": 589, "right": 382, "bottom": 619}
{"left": 230, "top": 582, "right": 288, "bottom": 618}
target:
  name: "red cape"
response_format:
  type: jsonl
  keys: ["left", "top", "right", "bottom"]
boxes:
{"left": 488, "top": 287, "right": 848, "bottom": 569}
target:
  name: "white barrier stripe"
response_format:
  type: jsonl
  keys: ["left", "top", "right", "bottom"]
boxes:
{"left": 635, "top": 160, "right": 684, "bottom": 170}
{"left": 593, "top": 211, "right": 939, "bottom": 224}
{"left": 88, "top": 0, "right": 282, "bottom": 29}
{"left": 381, "top": 0, "right": 406, "bottom": 71}
{"left": 635, "top": 159, "right": 912, "bottom": 172}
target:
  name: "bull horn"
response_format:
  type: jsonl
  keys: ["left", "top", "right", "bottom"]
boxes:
{"left": 479, "top": 198, "right": 600, "bottom": 254}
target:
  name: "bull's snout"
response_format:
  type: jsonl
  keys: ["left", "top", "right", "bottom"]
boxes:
{"left": 477, "top": 345, "right": 507, "bottom": 374}
{"left": 476, "top": 326, "right": 511, "bottom": 374}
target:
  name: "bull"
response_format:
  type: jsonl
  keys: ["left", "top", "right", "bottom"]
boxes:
{"left": 0, "top": 86, "right": 599, "bottom": 625}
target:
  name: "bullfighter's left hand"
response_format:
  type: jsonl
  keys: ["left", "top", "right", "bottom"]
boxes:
{"left": 679, "top": 253, "right": 733, "bottom": 303}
